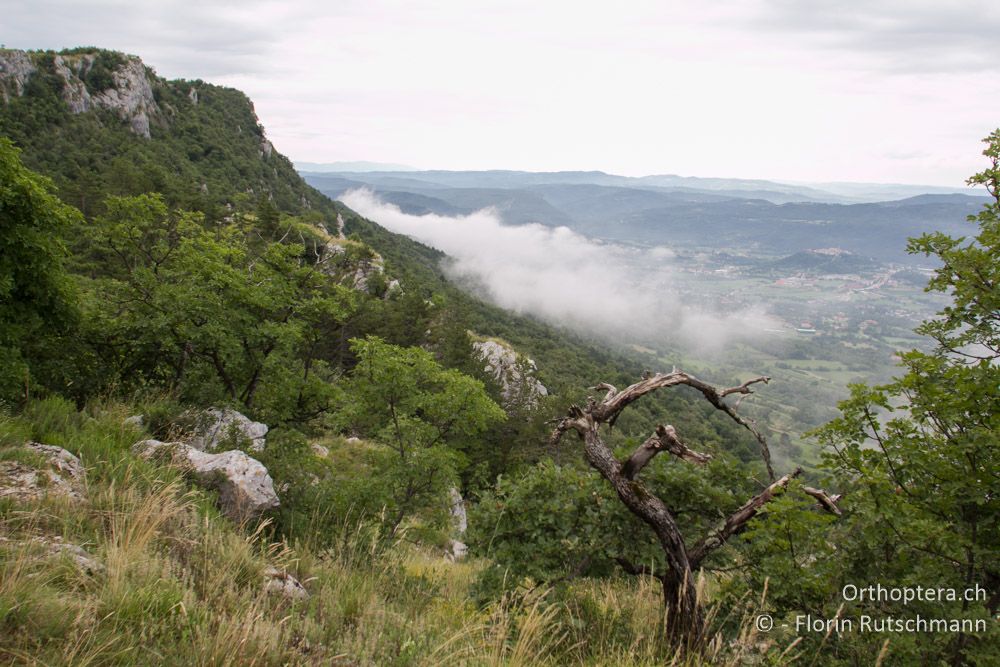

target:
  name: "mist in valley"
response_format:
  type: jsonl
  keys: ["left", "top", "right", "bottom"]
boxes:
{"left": 341, "top": 188, "right": 780, "bottom": 356}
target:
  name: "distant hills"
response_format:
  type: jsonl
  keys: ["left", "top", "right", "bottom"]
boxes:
{"left": 295, "top": 160, "right": 419, "bottom": 172}
{"left": 302, "top": 169, "right": 989, "bottom": 263}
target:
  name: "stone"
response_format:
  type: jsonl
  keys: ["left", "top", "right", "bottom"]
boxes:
{"left": 262, "top": 566, "right": 309, "bottom": 600}
{"left": 0, "top": 443, "right": 87, "bottom": 503}
{"left": 449, "top": 487, "right": 467, "bottom": 535}
{"left": 0, "top": 49, "right": 37, "bottom": 102}
{"left": 187, "top": 408, "right": 268, "bottom": 453}
{"left": 0, "top": 535, "right": 104, "bottom": 576}
{"left": 89, "top": 56, "right": 160, "bottom": 139}
{"left": 310, "top": 443, "right": 329, "bottom": 458}
{"left": 123, "top": 415, "right": 145, "bottom": 428}
{"left": 445, "top": 539, "right": 468, "bottom": 563}
{"left": 132, "top": 439, "right": 279, "bottom": 522}
{"left": 471, "top": 339, "right": 548, "bottom": 409}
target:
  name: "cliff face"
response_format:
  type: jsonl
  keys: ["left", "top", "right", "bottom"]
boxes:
{"left": 1, "top": 50, "right": 159, "bottom": 137}
{"left": 0, "top": 47, "right": 319, "bottom": 219}
{"left": 471, "top": 337, "right": 548, "bottom": 410}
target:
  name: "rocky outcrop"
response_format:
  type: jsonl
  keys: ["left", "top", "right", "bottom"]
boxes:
{"left": 0, "top": 50, "right": 159, "bottom": 138}
{"left": 449, "top": 487, "right": 468, "bottom": 535}
{"left": 89, "top": 57, "right": 159, "bottom": 138}
{"left": 0, "top": 535, "right": 104, "bottom": 576}
{"left": 123, "top": 415, "right": 144, "bottom": 428}
{"left": 445, "top": 539, "right": 468, "bottom": 563}
{"left": 0, "top": 443, "right": 87, "bottom": 503}
{"left": 446, "top": 487, "right": 469, "bottom": 562}
{"left": 263, "top": 566, "right": 309, "bottom": 600}
{"left": 471, "top": 339, "right": 548, "bottom": 410}
{"left": 0, "top": 50, "right": 36, "bottom": 102}
{"left": 132, "top": 439, "right": 279, "bottom": 522}
{"left": 186, "top": 408, "right": 268, "bottom": 453}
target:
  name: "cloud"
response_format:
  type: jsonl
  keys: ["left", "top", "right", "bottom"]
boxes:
{"left": 341, "top": 189, "right": 778, "bottom": 353}
{"left": 2, "top": 0, "right": 283, "bottom": 78}
{"left": 745, "top": 0, "right": 1000, "bottom": 74}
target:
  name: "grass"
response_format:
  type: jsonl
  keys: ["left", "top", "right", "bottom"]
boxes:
{"left": 0, "top": 397, "right": 808, "bottom": 665}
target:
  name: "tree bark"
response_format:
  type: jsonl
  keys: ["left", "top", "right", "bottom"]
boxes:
{"left": 551, "top": 371, "right": 840, "bottom": 648}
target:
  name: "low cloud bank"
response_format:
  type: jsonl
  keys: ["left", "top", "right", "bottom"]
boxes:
{"left": 341, "top": 189, "right": 777, "bottom": 353}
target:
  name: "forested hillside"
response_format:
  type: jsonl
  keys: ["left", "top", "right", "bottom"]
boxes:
{"left": 1, "top": 48, "right": 996, "bottom": 665}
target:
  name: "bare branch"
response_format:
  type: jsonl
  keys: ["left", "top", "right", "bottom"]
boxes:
{"left": 591, "top": 382, "right": 618, "bottom": 399}
{"left": 802, "top": 486, "right": 843, "bottom": 516}
{"left": 622, "top": 425, "right": 712, "bottom": 480}
{"left": 548, "top": 405, "right": 589, "bottom": 445}
{"left": 719, "top": 376, "right": 771, "bottom": 398}
{"left": 689, "top": 468, "right": 802, "bottom": 567}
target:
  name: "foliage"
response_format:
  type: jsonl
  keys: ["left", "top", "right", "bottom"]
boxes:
{"left": 76, "top": 194, "right": 356, "bottom": 425}
{"left": 0, "top": 139, "right": 81, "bottom": 403}
{"left": 470, "top": 446, "right": 762, "bottom": 604}
{"left": 728, "top": 131, "right": 1000, "bottom": 665}
{"left": 336, "top": 336, "right": 506, "bottom": 536}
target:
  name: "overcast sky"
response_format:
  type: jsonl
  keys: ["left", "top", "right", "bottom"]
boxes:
{"left": 5, "top": 0, "right": 998, "bottom": 185}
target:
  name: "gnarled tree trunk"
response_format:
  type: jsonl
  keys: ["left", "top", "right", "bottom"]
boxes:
{"left": 550, "top": 372, "right": 838, "bottom": 647}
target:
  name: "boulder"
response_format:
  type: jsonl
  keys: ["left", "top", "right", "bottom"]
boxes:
{"left": 0, "top": 443, "right": 87, "bottom": 502}
{"left": 123, "top": 415, "right": 145, "bottom": 428}
{"left": 132, "top": 439, "right": 279, "bottom": 522}
{"left": 471, "top": 338, "right": 548, "bottom": 410}
{"left": 0, "top": 535, "right": 104, "bottom": 576}
{"left": 310, "top": 443, "right": 329, "bottom": 458}
{"left": 445, "top": 539, "right": 468, "bottom": 563}
{"left": 449, "top": 487, "right": 467, "bottom": 535}
{"left": 187, "top": 408, "right": 268, "bottom": 453}
{"left": 263, "top": 566, "right": 309, "bottom": 600}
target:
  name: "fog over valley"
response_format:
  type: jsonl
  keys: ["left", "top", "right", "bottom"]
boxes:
{"left": 341, "top": 188, "right": 780, "bottom": 353}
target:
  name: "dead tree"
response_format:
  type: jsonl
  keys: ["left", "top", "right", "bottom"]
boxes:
{"left": 550, "top": 371, "right": 839, "bottom": 645}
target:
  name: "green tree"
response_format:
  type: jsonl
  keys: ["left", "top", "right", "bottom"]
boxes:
{"left": 0, "top": 138, "right": 81, "bottom": 402}
{"left": 339, "top": 336, "right": 505, "bottom": 536}
{"left": 79, "top": 194, "right": 356, "bottom": 424}
{"left": 740, "top": 131, "right": 1000, "bottom": 665}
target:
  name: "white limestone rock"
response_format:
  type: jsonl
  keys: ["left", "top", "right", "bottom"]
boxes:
{"left": 132, "top": 439, "right": 279, "bottom": 522}
{"left": 262, "top": 566, "right": 309, "bottom": 600}
{"left": 449, "top": 487, "right": 467, "bottom": 535}
{"left": 0, "top": 49, "right": 36, "bottom": 101}
{"left": 0, "top": 443, "right": 87, "bottom": 503}
{"left": 445, "top": 539, "right": 468, "bottom": 563}
{"left": 187, "top": 408, "right": 268, "bottom": 453}
{"left": 471, "top": 339, "right": 548, "bottom": 410}
{"left": 0, "top": 535, "right": 105, "bottom": 576}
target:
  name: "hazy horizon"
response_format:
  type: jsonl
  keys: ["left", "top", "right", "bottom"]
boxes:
{"left": 6, "top": 1, "right": 999, "bottom": 187}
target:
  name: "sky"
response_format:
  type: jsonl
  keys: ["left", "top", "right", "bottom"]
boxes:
{"left": 5, "top": 0, "right": 999, "bottom": 185}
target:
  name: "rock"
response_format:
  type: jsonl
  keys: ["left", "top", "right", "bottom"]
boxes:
{"left": 449, "top": 487, "right": 467, "bottom": 535}
{"left": 0, "top": 443, "right": 87, "bottom": 502}
{"left": 0, "top": 535, "right": 105, "bottom": 576}
{"left": 187, "top": 408, "right": 268, "bottom": 453}
{"left": 0, "top": 49, "right": 37, "bottom": 101}
{"left": 310, "top": 443, "right": 329, "bottom": 458}
{"left": 384, "top": 279, "right": 403, "bottom": 299}
{"left": 262, "top": 566, "right": 309, "bottom": 600}
{"left": 123, "top": 415, "right": 144, "bottom": 428}
{"left": 132, "top": 439, "right": 279, "bottom": 522}
{"left": 345, "top": 437, "right": 361, "bottom": 445}
{"left": 259, "top": 137, "right": 274, "bottom": 159}
{"left": 52, "top": 55, "right": 92, "bottom": 113}
{"left": 445, "top": 539, "right": 468, "bottom": 563}
{"left": 89, "top": 56, "right": 160, "bottom": 138}
{"left": 471, "top": 339, "right": 548, "bottom": 410}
